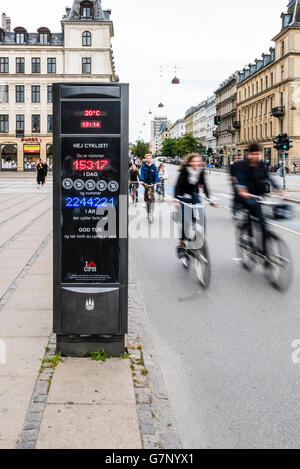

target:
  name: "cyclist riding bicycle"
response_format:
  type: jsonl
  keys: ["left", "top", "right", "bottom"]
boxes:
{"left": 157, "top": 163, "right": 168, "bottom": 198}
{"left": 129, "top": 164, "right": 140, "bottom": 202}
{"left": 235, "top": 143, "right": 283, "bottom": 259}
{"left": 174, "top": 153, "right": 215, "bottom": 259}
{"left": 140, "top": 154, "right": 159, "bottom": 201}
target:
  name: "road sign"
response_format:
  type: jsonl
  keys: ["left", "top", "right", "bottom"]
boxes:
{"left": 53, "top": 83, "right": 129, "bottom": 357}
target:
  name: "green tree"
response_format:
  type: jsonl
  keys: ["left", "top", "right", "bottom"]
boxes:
{"left": 131, "top": 140, "right": 150, "bottom": 160}
{"left": 176, "top": 134, "right": 203, "bottom": 157}
{"left": 162, "top": 138, "right": 177, "bottom": 158}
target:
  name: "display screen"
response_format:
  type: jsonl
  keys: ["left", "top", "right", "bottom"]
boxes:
{"left": 73, "top": 159, "right": 110, "bottom": 171}
{"left": 61, "top": 136, "right": 120, "bottom": 284}
{"left": 61, "top": 101, "right": 121, "bottom": 135}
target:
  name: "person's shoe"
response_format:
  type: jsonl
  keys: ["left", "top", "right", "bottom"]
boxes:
{"left": 176, "top": 246, "right": 185, "bottom": 259}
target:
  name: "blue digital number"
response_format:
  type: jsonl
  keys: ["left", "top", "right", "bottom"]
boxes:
{"left": 65, "top": 197, "right": 73, "bottom": 207}
{"left": 65, "top": 197, "right": 115, "bottom": 208}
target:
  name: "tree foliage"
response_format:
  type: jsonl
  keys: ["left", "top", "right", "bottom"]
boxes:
{"left": 161, "top": 138, "right": 177, "bottom": 157}
{"left": 131, "top": 140, "right": 150, "bottom": 160}
{"left": 176, "top": 134, "right": 203, "bottom": 157}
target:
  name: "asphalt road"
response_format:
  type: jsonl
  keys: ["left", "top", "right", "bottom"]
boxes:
{"left": 129, "top": 163, "right": 300, "bottom": 449}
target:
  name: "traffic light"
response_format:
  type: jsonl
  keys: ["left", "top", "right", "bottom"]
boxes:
{"left": 207, "top": 148, "right": 213, "bottom": 156}
{"left": 214, "top": 116, "right": 222, "bottom": 126}
{"left": 273, "top": 135, "right": 281, "bottom": 151}
{"left": 273, "top": 133, "right": 293, "bottom": 152}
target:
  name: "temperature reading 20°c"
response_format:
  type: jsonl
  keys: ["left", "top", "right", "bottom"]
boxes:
{"left": 84, "top": 110, "right": 101, "bottom": 117}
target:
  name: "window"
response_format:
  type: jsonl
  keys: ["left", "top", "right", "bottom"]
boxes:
{"left": 265, "top": 76, "right": 268, "bottom": 89}
{"left": 32, "top": 86, "right": 40, "bottom": 103}
{"left": 0, "top": 85, "right": 8, "bottom": 103}
{"left": 47, "top": 85, "right": 52, "bottom": 103}
{"left": 40, "top": 33, "right": 48, "bottom": 44}
{"left": 16, "top": 85, "right": 24, "bottom": 103}
{"left": 270, "top": 122, "right": 273, "bottom": 137}
{"left": 82, "top": 57, "right": 91, "bottom": 74}
{"left": 47, "top": 58, "right": 56, "bottom": 74}
{"left": 16, "top": 57, "right": 25, "bottom": 73}
{"left": 16, "top": 114, "right": 24, "bottom": 131}
{"left": 0, "top": 57, "right": 9, "bottom": 73}
{"left": 270, "top": 96, "right": 273, "bottom": 110}
{"left": 32, "top": 58, "right": 40, "bottom": 73}
{"left": 256, "top": 82, "right": 259, "bottom": 94}
{"left": 32, "top": 115, "right": 40, "bottom": 133}
{"left": 16, "top": 33, "right": 25, "bottom": 44}
{"left": 47, "top": 115, "right": 53, "bottom": 133}
{"left": 0, "top": 115, "right": 9, "bottom": 133}
{"left": 260, "top": 79, "right": 263, "bottom": 91}
{"left": 281, "top": 41, "right": 285, "bottom": 57}
{"left": 265, "top": 100, "right": 268, "bottom": 115}
{"left": 281, "top": 91, "right": 284, "bottom": 107}
{"left": 82, "top": 31, "right": 91, "bottom": 46}
{"left": 81, "top": 1, "right": 93, "bottom": 18}
{"left": 281, "top": 65, "right": 285, "bottom": 81}
{"left": 265, "top": 123, "right": 268, "bottom": 138}
{"left": 271, "top": 72, "right": 274, "bottom": 86}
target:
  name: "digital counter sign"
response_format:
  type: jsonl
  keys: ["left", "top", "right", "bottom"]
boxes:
{"left": 61, "top": 101, "right": 121, "bottom": 135}
{"left": 53, "top": 83, "right": 129, "bottom": 357}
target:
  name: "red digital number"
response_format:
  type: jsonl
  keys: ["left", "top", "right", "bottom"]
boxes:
{"left": 84, "top": 110, "right": 101, "bottom": 117}
{"left": 80, "top": 121, "right": 101, "bottom": 129}
{"left": 73, "top": 160, "right": 109, "bottom": 171}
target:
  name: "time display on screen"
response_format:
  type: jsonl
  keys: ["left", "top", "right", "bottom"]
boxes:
{"left": 73, "top": 159, "right": 110, "bottom": 171}
{"left": 81, "top": 121, "right": 101, "bottom": 129}
{"left": 65, "top": 196, "right": 115, "bottom": 208}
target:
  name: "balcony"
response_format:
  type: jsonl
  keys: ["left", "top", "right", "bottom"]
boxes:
{"left": 233, "top": 121, "right": 241, "bottom": 129}
{"left": 228, "top": 126, "right": 236, "bottom": 134}
{"left": 271, "top": 106, "right": 285, "bottom": 118}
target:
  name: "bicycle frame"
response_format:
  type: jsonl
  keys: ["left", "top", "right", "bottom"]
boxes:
{"left": 175, "top": 201, "right": 205, "bottom": 250}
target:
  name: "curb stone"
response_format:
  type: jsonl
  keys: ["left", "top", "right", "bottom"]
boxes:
{"left": 16, "top": 334, "right": 58, "bottom": 450}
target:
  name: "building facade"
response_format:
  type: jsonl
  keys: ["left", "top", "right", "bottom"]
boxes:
{"left": 205, "top": 95, "right": 217, "bottom": 155}
{"left": 0, "top": 0, "right": 116, "bottom": 171}
{"left": 193, "top": 100, "right": 207, "bottom": 147}
{"left": 155, "top": 120, "right": 171, "bottom": 154}
{"left": 150, "top": 116, "right": 168, "bottom": 154}
{"left": 237, "top": 0, "right": 300, "bottom": 166}
{"left": 170, "top": 118, "right": 185, "bottom": 139}
{"left": 215, "top": 72, "right": 239, "bottom": 165}
{"left": 184, "top": 106, "right": 196, "bottom": 135}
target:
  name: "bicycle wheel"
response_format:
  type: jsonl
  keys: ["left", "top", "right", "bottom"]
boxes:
{"left": 147, "top": 202, "right": 154, "bottom": 224}
{"left": 236, "top": 227, "right": 256, "bottom": 272}
{"left": 181, "top": 254, "right": 191, "bottom": 270}
{"left": 264, "top": 233, "right": 293, "bottom": 291}
{"left": 194, "top": 242, "right": 211, "bottom": 288}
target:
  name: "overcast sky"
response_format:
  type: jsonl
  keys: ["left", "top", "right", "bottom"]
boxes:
{"left": 4, "top": 0, "right": 287, "bottom": 142}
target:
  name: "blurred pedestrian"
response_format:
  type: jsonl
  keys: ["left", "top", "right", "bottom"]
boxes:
{"left": 36, "top": 160, "right": 46, "bottom": 189}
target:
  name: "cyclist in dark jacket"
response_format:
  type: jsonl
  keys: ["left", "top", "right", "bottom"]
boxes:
{"left": 236, "top": 143, "right": 282, "bottom": 257}
{"left": 174, "top": 153, "right": 214, "bottom": 258}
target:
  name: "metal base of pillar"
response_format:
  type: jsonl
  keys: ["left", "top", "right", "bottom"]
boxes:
{"left": 56, "top": 334, "right": 126, "bottom": 357}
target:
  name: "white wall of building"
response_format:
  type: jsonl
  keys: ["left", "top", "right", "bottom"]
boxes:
{"left": 170, "top": 119, "right": 185, "bottom": 139}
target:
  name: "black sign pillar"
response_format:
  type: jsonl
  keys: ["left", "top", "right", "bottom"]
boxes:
{"left": 53, "top": 83, "right": 129, "bottom": 357}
